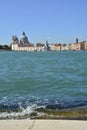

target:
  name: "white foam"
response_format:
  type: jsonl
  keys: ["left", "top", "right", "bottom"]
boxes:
{"left": 0, "top": 104, "right": 37, "bottom": 119}
{"left": 0, "top": 104, "right": 46, "bottom": 119}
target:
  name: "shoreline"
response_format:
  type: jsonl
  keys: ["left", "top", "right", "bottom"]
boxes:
{"left": 31, "top": 105, "right": 87, "bottom": 120}
{"left": 0, "top": 105, "right": 87, "bottom": 120}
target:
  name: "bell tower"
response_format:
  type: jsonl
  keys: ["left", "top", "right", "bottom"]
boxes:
{"left": 76, "top": 38, "right": 78, "bottom": 43}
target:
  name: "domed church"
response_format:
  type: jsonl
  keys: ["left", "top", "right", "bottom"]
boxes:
{"left": 20, "top": 32, "right": 30, "bottom": 44}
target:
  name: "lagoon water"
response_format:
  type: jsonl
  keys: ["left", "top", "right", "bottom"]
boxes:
{"left": 0, "top": 51, "right": 87, "bottom": 118}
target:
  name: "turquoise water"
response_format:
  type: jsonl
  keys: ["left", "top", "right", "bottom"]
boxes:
{"left": 0, "top": 51, "right": 87, "bottom": 118}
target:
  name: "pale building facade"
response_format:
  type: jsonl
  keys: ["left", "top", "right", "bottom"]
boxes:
{"left": 11, "top": 34, "right": 86, "bottom": 51}
{"left": 74, "top": 43, "right": 80, "bottom": 50}
{"left": 11, "top": 32, "right": 36, "bottom": 52}
{"left": 11, "top": 44, "right": 36, "bottom": 51}
{"left": 49, "top": 44, "right": 61, "bottom": 51}
{"left": 60, "top": 44, "right": 69, "bottom": 50}
{"left": 84, "top": 42, "right": 87, "bottom": 50}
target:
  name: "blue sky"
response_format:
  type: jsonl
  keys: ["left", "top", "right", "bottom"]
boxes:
{"left": 0, "top": 0, "right": 87, "bottom": 44}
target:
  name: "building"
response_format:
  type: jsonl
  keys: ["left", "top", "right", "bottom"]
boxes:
{"left": 11, "top": 32, "right": 36, "bottom": 51}
{"left": 11, "top": 34, "right": 86, "bottom": 51}
{"left": 60, "top": 44, "right": 69, "bottom": 50}
{"left": 11, "top": 33, "right": 51, "bottom": 52}
{"left": 74, "top": 42, "right": 80, "bottom": 50}
{"left": 36, "top": 43, "right": 45, "bottom": 51}
{"left": 80, "top": 41, "right": 87, "bottom": 50}
{"left": 68, "top": 38, "right": 81, "bottom": 50}
{"left": 11, "top": 43, "right": 36, "bottom": 51}
{"left": 49, "top": 44, "right": 61, "bottom": 51}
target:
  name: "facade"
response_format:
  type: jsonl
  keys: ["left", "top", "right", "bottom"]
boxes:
{"left": 11, "top": 44, "right": 36, "bottom": 51}
{"left": 60, "top": 44, "right": 68, "bottom": 50}
{"left": 49, "top": 44, "right": 61, "bottom": 51}
{"left": 11, "top": 32, "right": 50, "bottom": 52}
{"left": 80, "top": 41, "right": 87, "bottom": 50}
{"left": 11, "top": 32, "right": 36, "bottom": 52}
{"left": 84, "top": 42, "right": 87, "bottom": 50}
{"left": 68, "top": 41, "right": 80, "bottom": 50}
{"left": 11, "top": 34, "right": 86, "bottom": 51}
{"left": 68, "top": 44, "right": 74, "bottom": 50}
{"left": 36, "top": 43, "right": 45, "bottom": 51}
{"left": 74, "top": 43, "right": 80, "bottom": 50}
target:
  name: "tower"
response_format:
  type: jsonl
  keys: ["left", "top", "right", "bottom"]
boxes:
{"left": 76, "top": 38, "right": 78, "bottom": 43}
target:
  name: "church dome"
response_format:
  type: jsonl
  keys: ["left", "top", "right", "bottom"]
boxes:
{"left": 12, "top": 35, "right": 19, "bottom": 44}
{"left": 20, "top": 32, "right": 29, "bottom": 44}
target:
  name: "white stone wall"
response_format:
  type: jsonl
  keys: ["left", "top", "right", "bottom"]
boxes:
{"left": 85, "top": 42, "right": 87, "bottom": 50}
{"left": 11, "top": 44, "right": 36, "bottom": 52}
{"left": 11, "top": 44, "right": 18, "bottom": 51}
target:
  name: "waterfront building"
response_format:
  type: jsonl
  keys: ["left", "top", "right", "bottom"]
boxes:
{"left": 68, "top": 42, "right": 80, "bottom": 51}
{"left": 60, "top": 44, "right": 69, "bottom": 50}
{"left": 36, "top": 43, "right": 45, "bottom": 51}
{"left": 11, "top": 32, "right": 36, "bottom": 51}
{"left": 74, "top": 42, "right": 80, "bottom": 50}
{"left": 20, "top": 32, "right": 30, "bottom": 44}
{"left": 11, "top": 33, "right": 86, "bottom": 51}
{"left": 11, "top": 32, "right": 49, "bottom": 52}
{"left": 11, "top": 43, "right": 36, "bottom": 51}
{"left": 49, "top": 44, "right": 61, "bottom": 51}
{"left": 55, "top": 44, "right": 61, "bottom": 50}
{"left": 49, "top": 44, "right": 55, "bottom": 51}
{"left": 80, "top": 41, "right": 87, "bottom": 50}
{"left": 84, "top": 42, "right": 87, "bottom": 50}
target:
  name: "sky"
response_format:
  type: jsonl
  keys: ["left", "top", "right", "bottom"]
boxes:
{"left": 0, "top": 0, "right": 87, "bottom": 44}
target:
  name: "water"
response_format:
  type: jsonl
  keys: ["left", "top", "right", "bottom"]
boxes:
{"left": 0, "top": 51, "right": 87, "bottom": 118}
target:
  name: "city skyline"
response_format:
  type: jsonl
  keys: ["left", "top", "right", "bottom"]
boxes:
{"left": 0, "top": 0, "right": 87, "bottom": 44}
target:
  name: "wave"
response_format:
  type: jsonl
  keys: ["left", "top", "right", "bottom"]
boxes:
{"left": 0, "top": 96, "right": 87, "bottom": 119}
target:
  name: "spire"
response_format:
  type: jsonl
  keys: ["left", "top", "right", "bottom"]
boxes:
{"left": 22, "top": 32, "right": 25, "bottom": 36}
{"left": 76, "top": 38, "right": 78, "bottom": 43}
